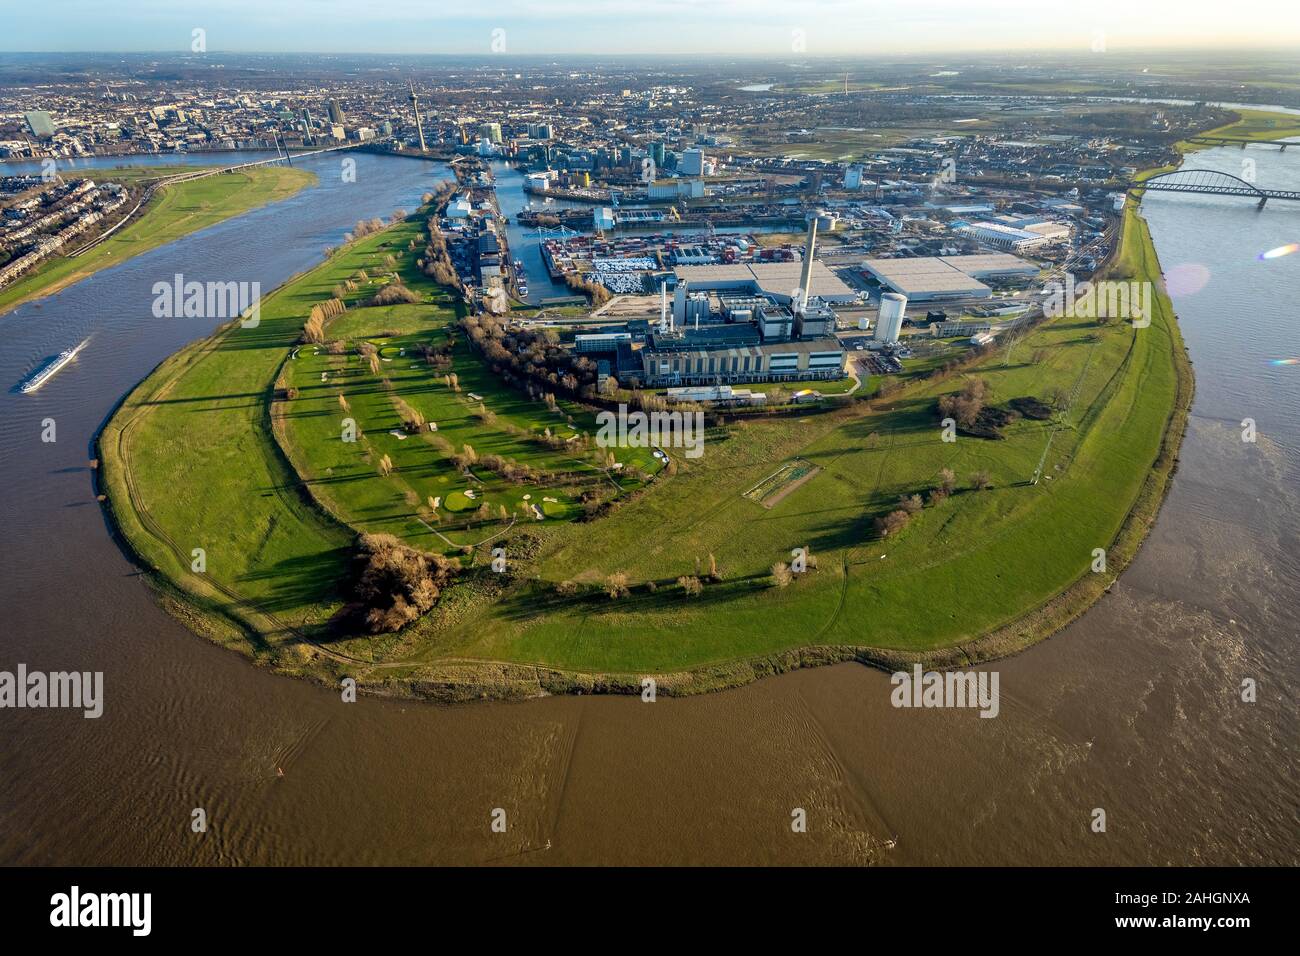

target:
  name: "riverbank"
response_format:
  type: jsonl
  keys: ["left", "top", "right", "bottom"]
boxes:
{"left": 0, "top": 166, "right": 316, "bottom": 316}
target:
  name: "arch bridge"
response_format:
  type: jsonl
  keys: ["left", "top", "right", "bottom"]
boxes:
{"left": 1133, "top": 168, "right": 1300, "bottom": 208}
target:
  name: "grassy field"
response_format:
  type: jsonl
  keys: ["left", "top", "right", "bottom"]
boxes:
{"left": 275, "top": 247, "right": 660, "bottom": 552}
{"left": 0, "top": 166, "right": 315, "bottom": 315}
{"left": 432, "top": 231, "right": 1184, "bottom": 672}
{"left": 100, "top": 190, "right": 1190, "bottom": 694}
{"left": 1189, "top": 108, "right": 1300, "bottom": 144}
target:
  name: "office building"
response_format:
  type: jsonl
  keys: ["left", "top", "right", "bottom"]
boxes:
{"left": 24, "top": 111, "right": 56, "bottom": 139}
{"left": 679, "top": 148, "right": 705, "bottom": 176}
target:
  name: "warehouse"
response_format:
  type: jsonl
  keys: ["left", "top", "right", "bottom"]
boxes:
{"left": 860, "top": 253, "right": 1037, "bottom": 302}
{"left": 674, "top": 261, "right": 856, "bottom": 304}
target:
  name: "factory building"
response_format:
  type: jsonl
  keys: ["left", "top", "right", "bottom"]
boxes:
{"left": 673, "top": 261, "right": 856, "bottom": 304}
{"left": 952, "top": 215, "right": 1070, "bottom": 252}
{"left": 861, "top": 253, "right": 1037, "bottom": 302}
{"left": 638, "top": 327, "right": 844, "bottom": 387}
{"left": 648, "top": 179, "right": 704, "bottom": 200}
{"left": 931, "top": 319, "right": 993, "bottom": 338}
{"left": 574, "top": 332, "right": 632, "bottom": 353}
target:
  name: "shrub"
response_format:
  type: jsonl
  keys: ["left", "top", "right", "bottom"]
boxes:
{"left": 678, "top": 575, "right": 704, "bottom": 597}
{"left": 366, "top": 282, "right": 420, "bottom": 307}
{"left": 350, "top": 533, "right": 454, "bottom": 633}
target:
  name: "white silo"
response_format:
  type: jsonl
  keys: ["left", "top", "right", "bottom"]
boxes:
{"left": 875, "top": 293, "right": 907, "bottom": 343}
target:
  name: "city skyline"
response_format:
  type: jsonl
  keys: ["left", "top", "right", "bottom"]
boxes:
{"left": 6, "top": 0, "right": 1299, "bottom": 56}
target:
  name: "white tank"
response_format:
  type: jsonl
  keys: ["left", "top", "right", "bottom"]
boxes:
{"left": 875, "top": 292, "right": 907, "bottom": 343}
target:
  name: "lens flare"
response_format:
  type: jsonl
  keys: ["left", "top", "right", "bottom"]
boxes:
{"left": 1269, "top": 358, "right": 1299, "bottom": 366}
{"left": 1258, "top": 243, "right": 1299, "bottom": 261}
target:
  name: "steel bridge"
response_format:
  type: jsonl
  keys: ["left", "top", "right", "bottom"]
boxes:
{"left": 1184, "top": 136, "right": 1293, "bottom": 150}
{"left": 1132, "top": 169, "right": 1300, "bottom": 208}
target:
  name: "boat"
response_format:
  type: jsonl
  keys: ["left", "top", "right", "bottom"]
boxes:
{"left": 20, "top": 338, "right": 89, "bottom": 394}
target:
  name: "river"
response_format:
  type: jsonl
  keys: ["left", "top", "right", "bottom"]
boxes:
{"left": 0, "top": 145, "right": 1295, "bottom": 866}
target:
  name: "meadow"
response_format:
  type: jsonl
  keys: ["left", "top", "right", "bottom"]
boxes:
{"left": 100, "top": 196, "right": 1189, "bottom": 692}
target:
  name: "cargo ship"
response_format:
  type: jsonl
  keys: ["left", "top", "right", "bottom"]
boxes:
{"left": 20, "top": 337, "right": 89, "bottom": 394}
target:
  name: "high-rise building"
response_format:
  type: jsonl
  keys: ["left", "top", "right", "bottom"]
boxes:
{"left": 480, "top": 122, "right": 503, "bottom": 144}
{"left": 327, "top": 99, "right": 345, "bottom": 125}
{"left": 680, "top": 148, "right": 704, "bottom": 176}
{"left": 24, "top": 110, "right": 56, "bottom": 139}
{"left": 649, "top": 141, "right": 666, "bottom": 167}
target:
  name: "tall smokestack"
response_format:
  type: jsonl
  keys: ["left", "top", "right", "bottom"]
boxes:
{"left": 797, "top": 215, "right": 819, "bottom": 314}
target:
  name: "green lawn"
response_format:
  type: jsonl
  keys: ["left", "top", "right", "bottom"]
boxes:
{"left": 276, "top": 269, "right": 660, "bottom": 553}
{"left": 0, "top": 166, "right": 315, "bottom": 315}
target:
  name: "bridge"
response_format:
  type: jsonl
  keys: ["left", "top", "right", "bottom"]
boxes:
{"left": 1184, "top": 136, "right": 1295, "bottom": 150}
{"left": 1131, "top": 168, "right": 1300, "bottom": 208}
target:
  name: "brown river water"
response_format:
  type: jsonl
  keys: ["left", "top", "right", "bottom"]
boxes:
{"left": 0, "top": 147, "right": 1295, "bottom": 865}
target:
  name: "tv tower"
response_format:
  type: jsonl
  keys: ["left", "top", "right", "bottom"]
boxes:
{"left": 408, "top": 81, "right": 428, "bottom": 152}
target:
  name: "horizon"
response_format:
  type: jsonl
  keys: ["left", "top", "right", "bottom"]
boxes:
{"left": 7, "top": 1, "right": 1300, "bottom": 56}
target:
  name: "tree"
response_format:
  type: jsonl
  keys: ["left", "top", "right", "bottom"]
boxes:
{"left": 677, "top": 575, "right": 704, "bottom": 597}
{"left": 971, "top": 470, "right": 993, "bottom": 491}
{"left": 874, "top": 509, "right": 912, "bottom": 537}
{"left": 899, "top": 493, "right": 924, "bottom": 515}
{"left": 771, "top": 562, "right": 793, "bottom": 588}
{"left": 351, "top": 533, "right": 454, "bottom": 633}
{"left": 605, "top": 572, "right": 630, "bottom": 599}
{"left": 937, "top": 467, "right": 957, "bottom": 495}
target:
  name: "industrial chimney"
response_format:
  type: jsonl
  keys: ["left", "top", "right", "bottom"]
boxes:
{"left": 797, "top": 214, "right": 819, "bottom": 314}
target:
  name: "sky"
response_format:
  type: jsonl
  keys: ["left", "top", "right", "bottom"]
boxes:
{"left": 5, "top": 0, "right": 1299, "bottom": 55}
